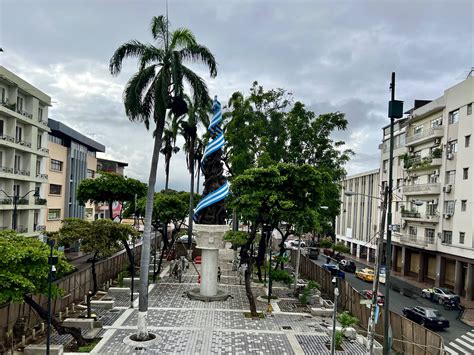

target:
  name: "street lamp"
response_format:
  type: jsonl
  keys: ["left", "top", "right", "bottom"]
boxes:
{"left": 0, "top": 189, "right": 40, "bottom": 231}
{"left": 46, "top": 238, "right": 58, "bottom": 355}
{"left": 331, "top": 276, "right": 339, "bottom": 355}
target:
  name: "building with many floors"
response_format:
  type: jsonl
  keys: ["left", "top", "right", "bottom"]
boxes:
{"left": 45, "top": 119, "right": 105, "bottom": 231}
{"left": 336, "top": 75, "right": 474, "bottom": 301}
{"left": 0, "top": 66, "right": 50, "bottom": 235}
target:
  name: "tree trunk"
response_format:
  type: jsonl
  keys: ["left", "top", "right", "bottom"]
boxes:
{"left": 122, "top": 240, "right": 134, "bottom": 273}
{"left": 108, "top": 199, "right": 113, "bottom": 220}
{"left": 91, "top": 252, "right": 99, "bottom": 296}
{"left": 242, "top": 223, "right": 259, "bottom": 317}
{"left": 165, "top": 154, "right": 170, "bottom": 190}
{"left": 23, "top": 294, "right": 87, "bottom": 347}
{"left": 187, "top": 134, "right": 196, "bottom": 250}
{"left": 137, "top": 111, "right": 166, "bottom": 340}
{"left": 256, "top": 232, "right": 267, "bottom": 282}
{"left": 274, "top": 230, "right": 291, "bottom": 271}
{"left": 232, "top": 209, "right": 238, "bottom": 231}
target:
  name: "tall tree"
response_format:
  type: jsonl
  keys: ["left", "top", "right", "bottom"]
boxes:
{"left": 77, "top": 172, "right": 146, "bottom": 271}
{"left": 161, "top": 116, "right": 180, "bottom": 190}
{"left": 0, "top": 231, "right": 86, "bottom": 346}
{"left": 110, "top": 16, "right": 216, "bottom": 338}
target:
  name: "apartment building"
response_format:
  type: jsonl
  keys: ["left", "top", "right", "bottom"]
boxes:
{"left": 95, "top": 158, "right": 128, "bottom": 219}
{"left": 390, "top": 76, "right": 474, "bottom": 301}
{"left": 0, "top": 66, "right": 50, "bottom": 235}
{"left": 46, "top": 119, "right": 105, "bottom": 231}
{"left": 335, "top": 169, "right": 380, "bottom": 262}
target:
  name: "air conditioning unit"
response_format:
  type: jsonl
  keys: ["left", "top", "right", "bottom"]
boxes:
{"left": 447, "top": 153, "right": 454, "bottom": 160}
{"left": 409, "top": 146, "right": 415, "bottom": 152}
{"left": 402, "top": 221, "right": 407, "bottom": 229}
{"left": 443, "top": 213, "right": 452, "bottom": 219}
{"left": 443, "top": 185, "right": 452, "bottom": 193}
{"left": 433, "top": 169, "right": 439, "bottom": 176}
{"left": 434, "top": 138, "right": 441, "bottom": 145}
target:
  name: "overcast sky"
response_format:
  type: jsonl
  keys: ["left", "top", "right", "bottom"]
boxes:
{"left": 0, "top": 0, "right": 472, "bottom": 191}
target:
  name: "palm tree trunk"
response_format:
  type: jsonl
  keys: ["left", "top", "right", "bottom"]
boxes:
{"left": 165, "top": 154, "right": 170, "bottom": 190}
{"left": 91, "top": 251, "right": 99, "bottom": 296}
{"left": 187, "top": 134, "right": 196, "bottom": 250}
{"left": 137, "top": 113, "right": 166, "bottom": 340}
{"left": 195, "top": 161, "right": 200, "bottom": 195}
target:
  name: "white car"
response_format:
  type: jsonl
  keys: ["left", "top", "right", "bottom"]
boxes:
{"left": 289, "top": 240, "right": 306, "bottom": 250}
{"left": 379, "top": 271, "right": 386, "bottom": 284}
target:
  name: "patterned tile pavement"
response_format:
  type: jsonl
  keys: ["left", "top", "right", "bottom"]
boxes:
{"left": 296, "top": 334, "right": 366, "bottom": 354}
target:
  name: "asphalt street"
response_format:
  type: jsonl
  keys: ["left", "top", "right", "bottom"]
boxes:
{"left": 308, "top": 255, "right": 472, "bottom": 346}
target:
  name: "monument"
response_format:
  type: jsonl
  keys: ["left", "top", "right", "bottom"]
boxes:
{"left": 187, "top": 96, "right": 230, "bottom": 301}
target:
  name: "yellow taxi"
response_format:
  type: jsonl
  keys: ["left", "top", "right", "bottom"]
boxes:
{"left": 355, "top": 268, "right": 375, "bottom": 282}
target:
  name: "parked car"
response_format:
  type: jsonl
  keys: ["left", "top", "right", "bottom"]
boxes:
{"left": 355, "top": 268, "right": 375, "bottom": 282}
{"left": 290, "top": 240, "right": 306, "bottom": 250}
{"left": 421, "top": 287, "right": 460, "bottom": 304}
{"left": 322, "top": 264, "right": 345, "bottom": 279}
{"left": 402, "top": 306, "right": 450, "bottom": 329}
{"left": 379, "top": 269, "right": 386, "bottom": 284}
{"left": 360, "top": 290, "right": 385, "bottom": 306}
{"left": 339, "top": 259, "right": 356, "bottom": 273}
{"left": 307, "top": 247, "right": 319, "bottom": 260}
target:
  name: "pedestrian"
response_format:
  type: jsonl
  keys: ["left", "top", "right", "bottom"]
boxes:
{"left": 217, "top": 266, "right": 221, "bottom": 283}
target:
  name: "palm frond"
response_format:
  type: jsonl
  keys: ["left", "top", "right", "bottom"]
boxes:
{"left": 150, "top": 15, "right": 169, "bottom": 44}
{"left": 181, "top": 65, "right": 210, "bottom": 108}
{"left": 139, "top": 47, "right": 165, "bottom": 70}
{"left": 179, "top": 44, "right": 217, "bottom": 78}
{"left": 170, "top": 51, "right": 184, "bottom": 97}
{"left": 109, "top": 40, "right": 149, "bottom": 76}
{"left": 169, "top": 28, "right": 197, "bottom": 50}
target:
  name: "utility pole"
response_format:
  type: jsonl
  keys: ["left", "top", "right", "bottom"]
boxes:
{"left": 293, "top": 228, "right": 303, "bottom": 294}
{"left": 384, "top": 72, "right": 403, "bottom": 354}
{"left": 366, "top": 187, "right": 388, "bottom": 354}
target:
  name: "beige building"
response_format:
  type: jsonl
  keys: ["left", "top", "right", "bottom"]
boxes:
{"left": 0, "top": 66, "right": 50, "bottom": 235}
{"left": 336, "top": 169, "right": 380, "bottom": 262}
{"left": 45, "top": 119, "right": 105, "bottom": 231}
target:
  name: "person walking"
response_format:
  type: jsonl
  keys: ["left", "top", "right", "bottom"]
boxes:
{"left": 217, "top": 266, "right": 221, "bottom": 283}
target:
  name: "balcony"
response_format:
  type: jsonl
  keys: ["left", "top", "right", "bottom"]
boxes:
{"left": 15, "top": 138, "right": 32, "bottom": 148}
{"left": 17, "top": 198, "right": 29, "bottom": 205}
{"left": 400, "top": 234, "right": 435, "bottom": 247}
{"left": 38, "top": 147, "right": 49, "bottom": 154}
{"left": 35, "top": 198, "right": 47, "bottom": 205}
{"left": 406, "top": 126, "right": 443, "bottom": 146}
{"left": 0, "top": 134, "right": 15, "bottom": 143}
{"left": 0, "top": 166, "right": 14, "bottom": 174}
{"left": 14, "top": 168, "right": 31, "bottom": 177}
{"left": 403, "top": 183, "right": 441, "bottom": 196}
{"left": 401, "top": 211, "right": 440, "bottom": 223}
{"left": 39, "top": 119, "right": 49, "bottom": 127}
{"left": 403, "top": 155, "right": 442, "bottom": 171}
{"left": 0, "top": 198, "right": 12, "bottom": 205}
{"left": 16, "top": 226, "right": 28, "bottom": 233}
{"left": 36, "top": 173, "right": 48, "bottom": 180}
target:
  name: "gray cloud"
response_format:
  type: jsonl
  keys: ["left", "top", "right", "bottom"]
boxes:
{"left": 0, "top": 0, "right": 471, "bottom": 188}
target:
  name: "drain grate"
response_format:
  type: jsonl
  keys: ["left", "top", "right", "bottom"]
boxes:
{"left": 282, "top": 326, "right": 292, "bottom": 330}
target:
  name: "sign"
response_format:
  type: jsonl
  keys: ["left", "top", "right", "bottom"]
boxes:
{"left": 389, "top": 224, "right": 400, "bottom": 232}
{"left": 346, "top": 227, "right": 353, "bottom": 239}
{"left": 112, "top": 201, "right": 122, "bottom": 219}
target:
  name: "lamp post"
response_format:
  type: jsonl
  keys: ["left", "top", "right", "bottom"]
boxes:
{"left": 331, "top": 276, "right": 339, "bottom": 355}
{"left": 293, "top": 227, "right": 303, "bottom": 294}
{"left": 0, "top": 189, "right": 39, "bottom": 231}
{"left": 46, "top": 238, "right": 58, "bottom": 355}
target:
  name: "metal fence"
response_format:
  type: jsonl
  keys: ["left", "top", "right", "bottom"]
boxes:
{"left": 0, "top": 244, "right": 143, "bottom": 347}
{"left": 291, "top": 250, "right": 445, "bottom": 355}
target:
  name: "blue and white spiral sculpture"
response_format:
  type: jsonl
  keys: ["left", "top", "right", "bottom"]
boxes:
{"left": 193, "top": 96, "right": 230, "bottom": 222}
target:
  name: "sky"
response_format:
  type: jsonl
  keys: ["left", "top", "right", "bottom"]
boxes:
{"left": 0, "top": 0, "right": 472, "bottom": 191}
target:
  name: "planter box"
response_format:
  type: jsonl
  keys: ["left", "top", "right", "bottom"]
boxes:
{"left": 62, "top": 318, "right": 94, "bottom": 329}
{"left": 25, "top": 345, "right": 63, "bottom": 355}
{"left": 90, "top": 300, "right": 114, "bottom": 309}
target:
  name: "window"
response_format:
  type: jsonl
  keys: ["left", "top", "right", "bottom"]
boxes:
{"left": 427, "top": 203, "right": 437, "bottom": 216}
{"left": 442, "top": 231, "right": 452, "bottom": 244}
{"left": 446, "top": 170, "right": 456, "bottom": 184}
{"left": 14, "top": 155, "right": 21, "bottom": 171}
{"left": 16, "top": 96, "right": 23, "bottom": 111}
{"left": 466, "top": 135, "right": 471, "bottom": 148}
{"left": 1, "top": 88, "right": 5, "bottom": 103}
{"left": 15, "top": 126, "right": 22, "bottom": 141}
{"left": 409, "top": 226, "right": 417, "bottom": 239}
{"left": 448, "top": 109, "right": 459, "bottom": 124}
{"left": 37, "top": 134, "right": 42, "bottom": 149}
{"left": 48, "top": 209, "right": 61, "bottom": 220}
{"left": 413, "top": 125, "right": 423, "bottom": 135}
{"left": 468, "top": 103, "right": 472, "bottom": 115}
{"left": 459, "top": 232, "right": 465, "bottom": 244}
{"left": 87, "top": 169, "right": 95, "bottom": 179}
{"left": 444, "top": 200, "right": 455, "bottom": 214}
{"left": 49, "top": 184, "right": 62, "bottom": 195}
{"left": 383, "top": 160, "right": 388, "bottom": 172}
{"left": 425, "top": 229, "right": 435, "bottom": 244}
{"left": 0, "top": 120, "right": 3, "bottom": 136}
{"left": 463, "top": 168, "right": 469, "bottom": 180}
{"left": 38, "top": 107, "right": 43, "bottom": 121}
{"left": 36, "top": 160, "right": 41, "bottom": 175}
{"left": 461, "top": 200, "right": 467, "bottom": 211}
{"left": 48, "top": 134, "right": 64, "bottom": 146}
{"left": 447, "top": 140, "right": 458, "bottom": 154}
{"left": 430, "top": 117, "right": 442, "bottom": 128}
{"left": 13, "top": 184, "right": 20, "bottom": 197}
{"left": 50, "top": 159, "right": 63, "bottom": 171}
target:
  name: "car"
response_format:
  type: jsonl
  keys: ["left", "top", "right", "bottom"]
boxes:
{"left": 379, "top": 270, "right": 386, "bottom": 284}
{"left": 402, "top": 306, "right": 450, "bottom": 329}
{"left": 421, "top": 287, "right": 460, "bottom": 304}
{"left": 307, "top": 247, "right": 319, "bottom": 260}
{"left": 322, "top": 263, "right": 345, "bottom": 279}
{"left": 178, "top": 235, "right": 197, "bottom": 244}
{"left": 360, "top": 289, "right": 385, "bottom": 306}
{"left": 339, "top": 259, "right": 356, "bottom": 273}
{"left": 355, "top": 268, "right": 375, "bottom": 282}
{"left": 290, "top": 240, "right": 306, "bottom": 250}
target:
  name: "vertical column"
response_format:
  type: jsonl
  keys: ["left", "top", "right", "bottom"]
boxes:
{"left": 391, "top": 246, "right": 398, "bottom": 272}
{"left": 200, "top": 249, "right": 218, "bottom": 297}
{"left": 401, "top": 246, "right": 407, "bottom": 276}
{"left": 418, "top": 252, "right": 425, "bottom": 282}
{"left": 454, "top": 260, "right": 463, "bottom": 296}
{"left": 356, "top": 244, "right": 360, "bottom": 258}
{"left": 466, "top": 263, "right": 473, "bottom": 301}
{"left": 435, "top": 254, "right": 445, "bottom": 287}
{"left": 366, "top": 247, "right": 371, "bottom": 263}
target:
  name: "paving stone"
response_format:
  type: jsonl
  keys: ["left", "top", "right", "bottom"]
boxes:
{"left": 296, "top": 334, "right": 366, "bottom": 354}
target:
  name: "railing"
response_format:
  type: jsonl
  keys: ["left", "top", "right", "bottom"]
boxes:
{"left": 16, "top": 226, "right": 28, "bottom": 233}
{"left": 36, "top": 173, "right": 48, "bottom": 179}
{"left": 16, "top": 109, "right": 33, "bottom": 119}
{"left": 35, "top": 198, "right": 47, "bottom": 205}
{"left": 0, "top": 101, "right": 16, "bottom": 111}
{"left": 406, "top": 126, "right": 443, "bottom": 143}
{"left": 401, "top": 211, "right": 420, "bottom": 218}
{"left": 403, "top": 183, "right": 441, "bottom": 195}
{"left": 0, "top": 199, "right": 12, "bottom": 205}
{"left": 15, "top": 138, "right": 32, "bottom": 148}
{"left": 0, "top": 166, "right": 14, "bottom": 174}
{"left": 0, "top": 226, "right": 11, "bottom": 230}
{"left": 39, "top": 119, "right": 49, "bottom": 126}
{"left": 17, "top": 198, "right": 29, "bottom": 205}
{"left": 400, "top": 235, "right": 435, "bottom": 247}
{"left": 35, "top": 225, "right": 46, "bottom": 231}
{"left": 14, "top": 168, "right": 31, "bottom": 176}
{"left": 39, "top": 147, "right": 49, "bottom": 153}
{"left": 0, "top": 134, "right": 15, "bottom": 143}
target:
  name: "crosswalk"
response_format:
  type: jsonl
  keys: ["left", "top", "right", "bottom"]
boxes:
{"left": 445, "top": 330, "right": 474, "bottom": 355}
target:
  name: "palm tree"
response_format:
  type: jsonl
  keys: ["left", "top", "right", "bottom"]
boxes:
{"left": 109, "top": 15, "right": 217, "bottom": 340}
{"left": 180, "top": 97, "right": 211, "bottom": 248}
{"left": 161, "top": 116, "right": 180, "bottom": 190}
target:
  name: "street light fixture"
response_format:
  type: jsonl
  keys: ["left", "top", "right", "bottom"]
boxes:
{"left": 0, "top": 189, "right": 40, "bottom": 231}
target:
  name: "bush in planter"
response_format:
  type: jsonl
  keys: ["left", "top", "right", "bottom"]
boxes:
{"left": 270, "top": 268, "right": 293, "bottom": 285}
{"left": 319, "top": 237, "right": 333, "bottom": 249}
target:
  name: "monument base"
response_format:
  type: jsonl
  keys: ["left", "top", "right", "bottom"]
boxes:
{"left": 186, "top": 287, "right": 230, "bottom": 302}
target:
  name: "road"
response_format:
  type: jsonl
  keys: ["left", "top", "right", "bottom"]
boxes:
{"left": 308, "top": 255, "right": 472, "bottom": 350}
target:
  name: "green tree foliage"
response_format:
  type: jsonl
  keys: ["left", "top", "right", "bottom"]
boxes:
{"left": 332, "top": 242, "right": 350, "bottom": 254}
{"left": 0, "top": 231, "right": 86, "bottom": 346}
{"left": 223, "top": 230, "right": 248, "bottom": 250}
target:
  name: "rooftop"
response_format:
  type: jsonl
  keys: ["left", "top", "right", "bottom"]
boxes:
{"left": 48, "top": 118, "right": 105, "bottom": 152}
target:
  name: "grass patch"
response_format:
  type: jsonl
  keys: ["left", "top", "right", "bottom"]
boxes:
{"left": 78, "top": 338, "right": 101, "bottom": 353}
{"left": 243, "top": 312, "right": 266, "bottom": 319}
{"left": 260, "top": 295, "right": 279, "bottom": 300}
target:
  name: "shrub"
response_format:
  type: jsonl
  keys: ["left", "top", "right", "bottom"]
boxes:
{"left": 319, "top": 237, "right": 333, "bottom": 249}
{"left": 332, "top": 242, "right": 350, "bottom": 254}
{"left": 271, "top": 268, "right": 293, "bottom": 285}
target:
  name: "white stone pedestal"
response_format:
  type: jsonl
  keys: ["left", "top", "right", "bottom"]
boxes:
{"left": 187, "top": 224, "right": 230, "bottom": 301}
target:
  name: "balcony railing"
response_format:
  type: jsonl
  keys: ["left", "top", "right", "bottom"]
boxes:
{"left": 39, "top": 119, "right": 49, "bottom": 126}
{"left": 0, "top": 134, "right": 16, "bottom": 143}
{"left": 401, "top": 211, "right": 420, "bottom": 218}
{"left": 15, "top": 138, "right": 32, "bottom": 148}
{"left": 35, "top": 225, "right": 46, "bottom": 231}
{"left": 0, "top": 100, "right": 16, "bottom": 111}
{"left": 401, "top": 211, "right": 440, "bottom": 223}
{"left": 36, "top": 173, "right": 48, "bottom": 179}
{"left": 39, "top": 147, "right": 49, "bottom": 153}
{"left": 406, "top": 126, "right": 443, "bottom": 144}
{"left": 14, "top": 168, "right": 31, "bottom": 176}
{"left": 0, "top": 198, "right": 12, "bottom": 205}
{"left": 16, "top": 109, "right": 33, "bottom": 119}
{"left": 403, "top": 183, "right": 441, "bottom": 195}
{"left": 17, "top": 198, "right": 29, "bottom": 205}
{"left": 0, "top": 166, "right": 14, "bottom": 174}
{"left": 400, "top": 235, "right": 434, "bottom": 247}
{"left": 35, "top": 198, "right": 47, "bottom": 205}
{"left": 16, "top": 226, "right": 28, "bottom": 233}
{"left": 0, "top": 226, "right": 11, "bottom": 230}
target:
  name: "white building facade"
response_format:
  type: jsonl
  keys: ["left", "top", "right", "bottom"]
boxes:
{"left": 0, "top": 66, "right": 50, "bottom": 235}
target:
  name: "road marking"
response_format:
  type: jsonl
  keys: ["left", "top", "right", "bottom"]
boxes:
{"left": 460, "top": 334, "right": 474, "bottom": 345}
{"left": 444, "top": 345, "right": 459, "bottom": 355}
{"left": 446, "top": 330, "right": 474, "bottom": 355}
{"left": 448, "top": 342, "right": 469, "bottom": 353}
